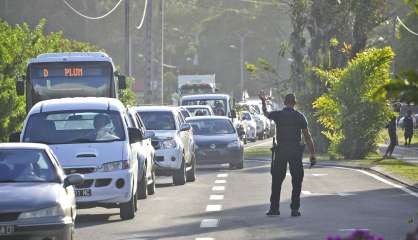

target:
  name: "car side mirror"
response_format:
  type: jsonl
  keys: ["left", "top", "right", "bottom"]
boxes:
{"left": 118, "top": 75, "right": 127, "bottom": 89}
{"left": 9, "top": 132, "right": 21, "bottom": 142}
{"left": 16, "top": 78, "right": 25, "bottom": 96}
{"left": 230, "top": 110, "right": 237, "bottom": 119}
{"left": 180, "top": 123, "right": 191, "bottom": 131}
{"left": 64, "top": 174, "right": 84, "bottom": 188}
{"left": 143, "top": 130, "right": 155, "bottom": 139}
{"left": 128, "top": 127, "right": 142, "bottom": 143}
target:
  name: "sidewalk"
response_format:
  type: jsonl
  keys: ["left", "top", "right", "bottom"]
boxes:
{"left": 379, "top": 144, "right": 418, "bottom": 166}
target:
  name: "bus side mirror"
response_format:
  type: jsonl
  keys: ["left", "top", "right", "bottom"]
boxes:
{"left": 118, "top": 75, "right": 127, "bottom": 89}
{"left": 16, "top": 78, "right": 24, "bottom": 96}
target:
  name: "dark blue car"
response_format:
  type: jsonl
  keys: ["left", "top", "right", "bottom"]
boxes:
{"left": 186, "top": 116, "right": 244, "bottom": 169}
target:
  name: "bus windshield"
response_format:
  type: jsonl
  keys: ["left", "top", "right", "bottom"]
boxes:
{"left": 29, "top": 62, "right": 112, "bottom": 104}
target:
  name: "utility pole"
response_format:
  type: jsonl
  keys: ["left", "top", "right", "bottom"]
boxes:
{"left": 239, "top": 35, "right": 244, "bottom": 101}
{"left": 160, "top": 0, "right": 164, "bottom": 104}
{"left": 144, "top": 0, "right": 153, "bottom": 104}
{"left": 124, "top": 0, "right": 131, "bottom": 76}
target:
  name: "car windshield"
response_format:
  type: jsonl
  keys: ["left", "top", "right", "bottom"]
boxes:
{"left": 182, "top": 99, "right": 227, "bottom": 116}
{"left": 187, "top": 119, "right": 235, "bottom": 135}
{"left": 0, "top": 149, "right": 58, "bottom": 183}
{"left": 186, "top": 107, "right": 211, "bottom": 116}
{"left": 138, "top": 111, "right": 177, "bottom": 130}
{"left": 23, "top": 111, "right": 125, "bottom": 144}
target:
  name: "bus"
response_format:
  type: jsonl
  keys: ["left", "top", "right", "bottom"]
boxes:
{"left": 16, "top": 52, "right": 126, "bottom": 111}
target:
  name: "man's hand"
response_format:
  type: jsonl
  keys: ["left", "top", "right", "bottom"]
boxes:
{"left": 309, "top": 155, "right": 316, "bottom": 168}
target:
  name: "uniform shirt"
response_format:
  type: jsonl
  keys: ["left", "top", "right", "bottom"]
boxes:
{"left": 265, "top": 107, "right": 308, "bottom": 143}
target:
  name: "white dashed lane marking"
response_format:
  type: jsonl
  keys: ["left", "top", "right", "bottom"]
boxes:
{"left": 210, "top": 195, "right": 224, "bottom": 200}
{"left": 206, "top": 205, "right": 222, "bottom": 212}
{"left": 200, "top": 219, "right": 219, "bottom": 228}
{"left": 212, "top": 186, "right": 225, "bottom": 191}
{"left": 215, "top": 179, "right": 226, "bottom": 184}
{"left": 217, "top": 173, "right": 228, "bottom": 178}
{"left": 301, "top": 190, "right": 312, "bottom": 195}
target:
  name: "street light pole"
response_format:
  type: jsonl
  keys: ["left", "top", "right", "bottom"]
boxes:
{"left": 124, "top": 0, "right": 131, "bottom": 76}
{"left": 239, "top": 35, "right": 244, "bottom": 101}
{"left": 160, "top": 0, "right": 164, "bottom": 104}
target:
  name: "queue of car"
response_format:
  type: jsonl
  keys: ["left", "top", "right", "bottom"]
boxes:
{"left": 0, "top": 93, "right": 249, "bottom": 240}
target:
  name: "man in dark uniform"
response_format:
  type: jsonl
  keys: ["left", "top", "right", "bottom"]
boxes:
{"left": 404, "top": 110, "right": 414, "bottom": 146}
{"left": 259, "top": 92, "right": 316, "bottom": 217}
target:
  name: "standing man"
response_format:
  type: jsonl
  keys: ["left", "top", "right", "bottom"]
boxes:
{"left": 403, "top": 110, "right": 414, "bottom": 146}
{"left": 383, "top": 104, "right": 399, "bottom": 158}
{"left": 259, "top": 92, "right": 316, "bottom": 217}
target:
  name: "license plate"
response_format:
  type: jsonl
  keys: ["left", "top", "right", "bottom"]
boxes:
{"left": 75, "top": 189, "right": 92, "bottom": 197}
{"left": 0, "top": 225, "right": 14, "bottom": 236}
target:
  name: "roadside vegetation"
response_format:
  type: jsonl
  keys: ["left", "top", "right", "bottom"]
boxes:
{"left": 0, "top": 19, "right": 136, "bottom": 142}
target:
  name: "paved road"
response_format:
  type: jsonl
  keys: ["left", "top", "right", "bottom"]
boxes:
{"left": 75, "top": 139, "right": 418, "bottom": 240}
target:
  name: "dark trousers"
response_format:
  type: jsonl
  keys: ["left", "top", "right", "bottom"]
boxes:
{"left": 270, "top": 144, "right": 304, "bottom": 211}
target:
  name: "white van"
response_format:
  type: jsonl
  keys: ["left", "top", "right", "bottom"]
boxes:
{"left": 20, "top": 97, "right": 147, "bottom": 220}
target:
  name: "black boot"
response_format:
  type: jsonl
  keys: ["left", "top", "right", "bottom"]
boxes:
{"left": 291, "top": 210, "right": 301, "bottom": 217}
{"left": 266, "top": 208, "right": 280, "bottom": 216}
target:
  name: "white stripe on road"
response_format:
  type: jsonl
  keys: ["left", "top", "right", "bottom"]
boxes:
{"left": 217, "top": 173, "right": 228, "bottom": 178}
{"left": 206, "top": 205, "right": 222, "bottom": 212}
{"left": 215, "top": 179, "right": 227, "bottom": 184}
{"left": 302, "top": 190, "right": 312, "bottom": 195}
{"left": 210, "top": 195, "right": 224, "bottom": 200}
{"left": 337, "top": 192, "right": 356, "bottom": 197}
{"left": 212, "top": 186, "right": 225, "bottom": 191}
{"left": 339, "top": 228, "right": 369, "bottom": 232}
{"left": 312, "top": 173, "right": 328, "bottom": 177}
{"left": 335, "top": 167, "right": 418, "bottom": 198}
{"left": 200, "top": 219, "right": 219, "bottom": 228}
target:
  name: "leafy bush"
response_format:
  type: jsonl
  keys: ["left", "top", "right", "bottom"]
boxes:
{"left": 313, "top": 47, "right": 394, "bottom": 159}
{"left": 0, "top": 19, "right": 137, "bottom": 141}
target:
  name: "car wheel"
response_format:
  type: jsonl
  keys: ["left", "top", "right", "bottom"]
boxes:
{"left": 120, "top": 190, "right": 136, "bottom": 220}
{"left": 186, "top": 154, "right": 197, "bottom": 182}
{"left": 137, "top": 167, "right": 147, "bottom": 200}
{"left": 173, "top": 158, "right": 186, "bottom": 185}
{"left": 147, "top": 169, "right": 156, "bottom": 195}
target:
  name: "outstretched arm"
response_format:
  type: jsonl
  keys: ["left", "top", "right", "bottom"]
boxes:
{"left": 258, "top": 91, "right": 271, "bottom": 119}
{"left": 302, "top": 128, "right": 316, "bottom": 166}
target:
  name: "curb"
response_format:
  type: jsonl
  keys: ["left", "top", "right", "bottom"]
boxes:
{"left": 244, "top": 157, "right": 418, "bottom": 193}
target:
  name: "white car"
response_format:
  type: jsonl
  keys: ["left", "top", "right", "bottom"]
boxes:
{"left": 184, "top": 105, "right": 214, "bottom": 116}
{"left": 127, "top": 107, "right": 156, "bottom": 199}
{"left": 134, "top": 106, "right": 196, "bottom": 185}
{"left": 20, "top": 97, "right": 149, "bottom": 220}
{"left": 241, "top": 111, "right": 257, "bottom": 142}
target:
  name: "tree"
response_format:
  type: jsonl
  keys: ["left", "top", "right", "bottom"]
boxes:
{"left": 313, "top": 47, "right": 394, "bottom": 159}
{"left": 395, "top": 12, "right": 418, "bottom": 75}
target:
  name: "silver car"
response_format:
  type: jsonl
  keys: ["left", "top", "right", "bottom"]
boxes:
{"left": 0, "top": 143, "right": 83, "bottom": 240}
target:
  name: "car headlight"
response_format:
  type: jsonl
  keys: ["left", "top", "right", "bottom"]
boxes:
{"left": 100, "top": 160, "right": 130, "bottom": 172}
{"left": 227, "top": 140, "right": 241, "bottom": 148}
{"left": 19, "top": 206, "right": 64, "bottom": 219}
{"left": 161, "top": 139, "right": 177, "bottom": 149}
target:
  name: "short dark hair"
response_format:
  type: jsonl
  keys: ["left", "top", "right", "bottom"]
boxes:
{"left": 284, "top": 93, "right": 296, "bottom": 105}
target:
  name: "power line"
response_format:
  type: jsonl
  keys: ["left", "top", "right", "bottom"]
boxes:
{"left": 397, "top": 16, "right": 418, "bottom": 37}
{"left": 136, "top": 0, "right": 148, "bottom": 30}
{"left": 62, "top": 0, "right": 123, "bottom": 20}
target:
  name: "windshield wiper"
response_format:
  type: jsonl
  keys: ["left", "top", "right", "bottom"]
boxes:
{"left": 65, "top": 138, "right": 93, "bottom": 144}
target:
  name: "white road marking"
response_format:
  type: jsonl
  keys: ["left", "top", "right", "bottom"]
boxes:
{"left": 335, "top": 167, "right": 418, "bottom": 198}
{"left": 312, "top": 173, "right": 328, "bottom": 177}
{"left": 212, "top": 186, "right": 225, "bottom": 191}
{"left": 337, "top": 192, "right": 356, "bottom": 197}
{"left": 210, "top": 195, "right": 224, "bottom": 200}
{"left": 286, "top": 172, "right": 291, "bottom": 176}
{"left": 217, "top": 173, "right": 228, "bottom": 178}
{"left": 302, "top": 190, "right": 312, "bottom": 195}
{"left": 215, "top": 179, "right": 227, "bottom": 184}
{"left": 206, "top": 205, "right": 222, "bottom": 212}
{"left": 200, "top": 219, "right": 219, "bottom": 228}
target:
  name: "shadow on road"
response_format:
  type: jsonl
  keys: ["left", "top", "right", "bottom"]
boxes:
{"left": 76, "top": 213, "right": 121, "bottom": 228}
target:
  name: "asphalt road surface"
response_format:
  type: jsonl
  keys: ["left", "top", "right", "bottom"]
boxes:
{"left": 75, "top": 139, "right": 418, "bottom": 240}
